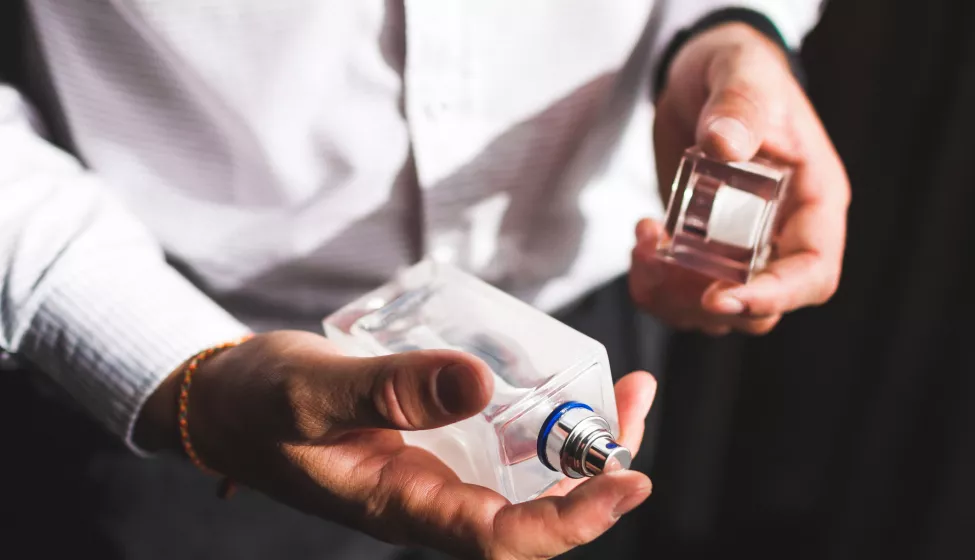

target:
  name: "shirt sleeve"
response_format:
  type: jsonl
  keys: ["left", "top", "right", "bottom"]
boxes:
{"left": 0, "top": 85, "right": 251, "bottom": 455}
{"left": 648, "top": 0, "right": 825, "bottom": 93}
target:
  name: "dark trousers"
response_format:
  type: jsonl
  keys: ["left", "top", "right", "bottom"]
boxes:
{"left": 1, "top": 277, "right": 667, "bottom": 559}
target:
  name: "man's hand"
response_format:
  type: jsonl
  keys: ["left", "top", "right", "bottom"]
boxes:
{"left": 633, "top": 23, "right": 850, "bottom": 335}
{"left": 135, "top": 331, "right": 656, "bottom": 560}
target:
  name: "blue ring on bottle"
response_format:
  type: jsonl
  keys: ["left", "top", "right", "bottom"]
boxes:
{"left": 536, "top": 401, "right": 593, "bottom": 472}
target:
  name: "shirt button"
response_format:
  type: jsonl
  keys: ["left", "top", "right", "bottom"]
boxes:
{"left": 429, "top": 244, "right": 456, "bottom": 264}
{"left": 422, "top": 101, "right": 451, "bottom": 119}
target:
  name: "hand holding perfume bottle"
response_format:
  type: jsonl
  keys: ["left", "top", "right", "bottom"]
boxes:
{"left": 324, "top": 260, "right": 644, "bottom": 504}
{"left": 630, "top": 141, "right": 848, "bottom": 335}
{"left": 646, "top": 19, "right": 850, "bottom": 336}
{"left": 151, "top": 324, "right": 654, "bottom": 560}
{"left": 656, "top": 147, "right": 793, "bottom": 284}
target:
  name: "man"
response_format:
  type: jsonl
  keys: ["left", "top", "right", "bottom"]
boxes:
{"left": 0, "top": 1, "right": 846, "bottom": 559}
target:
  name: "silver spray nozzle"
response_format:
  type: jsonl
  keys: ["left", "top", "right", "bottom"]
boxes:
{"left": 538, "top": 402, "right": 631, "bottom": 478}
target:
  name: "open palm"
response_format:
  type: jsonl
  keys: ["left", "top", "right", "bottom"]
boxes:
{"left": 270, "top": 371, "right": 656, "bottom": 560}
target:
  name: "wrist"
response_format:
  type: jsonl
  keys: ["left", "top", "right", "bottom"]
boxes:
{"left": 132, "top": 363, "right": 185, "bottom": 453}
{"left": 132, "top": 335, "right": 253, "bottom": 457}
{"left": 654, "top": 9, "right": 797, "bottom": 98}
{"left": 692, "top": 22, "right": 791, "bottom": 82}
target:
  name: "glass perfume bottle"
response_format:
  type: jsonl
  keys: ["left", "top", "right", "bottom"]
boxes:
{"left": 323, "top": 260, "right": 629, "bottom": 504}
{"left": 656, "top": 147, "right": 794, "bottom": 283}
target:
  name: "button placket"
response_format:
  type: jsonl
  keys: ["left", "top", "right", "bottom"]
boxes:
{"left": 403, "top": 0, "right": 469, "bottom": 265}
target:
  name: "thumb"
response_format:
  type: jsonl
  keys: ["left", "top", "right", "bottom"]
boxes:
{"left": 328, "top": 350, "right": 494, "bottom": 431}
{"left": 696, "top": 54, "right": 770, "bottom": 162}
{"left": 635, "top": 217, "right": 665, "bottom": 248}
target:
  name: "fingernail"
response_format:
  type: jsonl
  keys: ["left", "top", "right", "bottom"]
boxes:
{"left": 708, "top": 117, "right": 752, "bottom": 155}
{"left": 612, "top": 481, "right": 653, "bottom": 518}
{"left": 715, "top": 294, "right": 746, "bottom": 314}
{"left": 636, "top": 220, "right": 658, "bottom": 243}
{"left": 435, "top": 364, "right": 475, "bottom": 415}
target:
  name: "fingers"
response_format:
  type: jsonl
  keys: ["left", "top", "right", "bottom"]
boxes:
{"left": 503, "top": 474, "right": 652, "bottom": 558}
{"left": 697, "top": 49, "right": 774, "bottom": 161}
{"left": 281, "top": 353, "right": 654, "bottom": 559}
{"left": 335, "top": 447, "right": 651, "bottom": 560}
{"left": 494, "top": 470, "right": 652, "bottom": 558}
{"left": 699, "top": 52, "right": 847, "bottom": 317}
{"left": 630, "top": 219, "right": 722, "bottom": 327}
{"left": 630, "top": 219, "right": 711, "bottom": 302}
{"left": 613, "top": 371, "right": 656, "bottom": 456}
{"left": 711, "top": 254, "right": 840, "bottom": 317}
{"left": 540, "top": 369, "right": 658, "bottom": 500}
{"left": 698, "top": 279, "right": 739, "bottom": 311}
{"left": 323, "top": 350, "right": 495, "bottom": 432}
{"left": 635, "top": 217, "right": 664, "bottom": 247}
{"left": 645, "top": 21, "right": 848, "bottom": 337}
{"left": 283, "top": 436, "right": 506, "bottom": 558}
{"left": 703, "top": 154, "right": 847, "bottom": 318}
{"left": 631, "top": 219, "right": 785, "bottom": 334}
{"left": 629, "top": 220, "right": 667, "bottom": 298}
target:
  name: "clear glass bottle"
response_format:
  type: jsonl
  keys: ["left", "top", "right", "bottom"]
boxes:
{"left": 323, "top": 260, "right": 629, "bottom": 504}
{"left": 656, "top": 147, "right": 794, "bottom": 283}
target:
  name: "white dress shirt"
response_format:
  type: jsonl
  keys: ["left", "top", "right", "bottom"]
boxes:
{"left": 0, "top": 0, "right": 822, "bottom": 451}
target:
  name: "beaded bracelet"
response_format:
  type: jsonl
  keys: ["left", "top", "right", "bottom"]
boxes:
{"left": 178, "top": 335, "right": 254, "bottom": 499}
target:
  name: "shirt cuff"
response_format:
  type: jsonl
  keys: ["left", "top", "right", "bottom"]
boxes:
{"left": 18, "top": 256, "right": 251, "bottom": 456}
